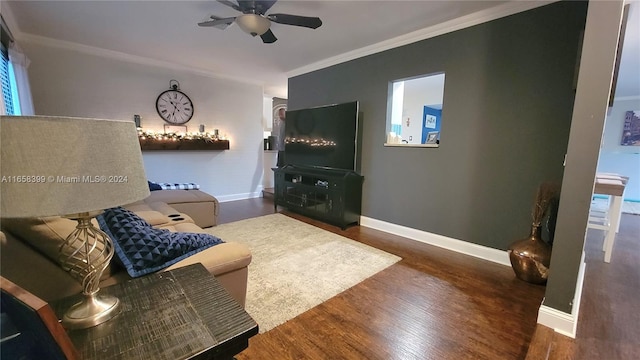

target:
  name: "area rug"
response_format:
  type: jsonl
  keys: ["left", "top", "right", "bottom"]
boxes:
{"left": 205, "top": 214, "right": 401, "bottom": 333}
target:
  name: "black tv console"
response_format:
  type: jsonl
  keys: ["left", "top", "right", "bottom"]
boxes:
{"left": 273, "top": 165, "right": 364, "bottom": 229}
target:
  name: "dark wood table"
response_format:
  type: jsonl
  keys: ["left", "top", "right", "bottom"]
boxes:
{"left": 51, "top": 264, "right": 258, "bottom": 359}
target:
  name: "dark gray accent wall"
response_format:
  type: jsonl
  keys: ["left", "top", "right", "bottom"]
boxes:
{"left": 288, "top": 1, "right": 588, "bottom": 254}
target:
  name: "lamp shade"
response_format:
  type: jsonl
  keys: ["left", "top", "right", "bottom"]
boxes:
{"left": 235, "top": 14, "right": 271, "bottom": 36}
{"left": 1, "top": 116, "right": 150, "bottom": 218}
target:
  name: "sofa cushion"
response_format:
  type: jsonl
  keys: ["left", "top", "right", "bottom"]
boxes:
{"left": 127, "top": 210, "right": 170, "bottom": 226}
{"left": 97, "top": 207, "right": 224, "bottom": 278}
{"left": 158, "top": 222, "right": 203, "bottom": 232}
{"left": 0, "top": 216, "right": 119, "bottom": 280}
{"left": 141, "top": 190, "right": 219, "bottom": 228}
{"left": 145, "top": 190, "right": 217, "bottom": 205}
{"left": 166, "top": 242, "right": 252, "bottom": 276}
{"left": 124, "top": 202, "right": 196, "bottom": 227}
{"left": 156, "top": 223, "right": 252, "bottom": 276}
{"left": 1, "top": 216, "right": 79, "bottom": 263}
{"left": 125, "top": 201, "right": 188, "bottom": 218}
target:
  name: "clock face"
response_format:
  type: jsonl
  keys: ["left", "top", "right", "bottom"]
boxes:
{"left": 156, "top": 90, "right": 194, "bottom": 124}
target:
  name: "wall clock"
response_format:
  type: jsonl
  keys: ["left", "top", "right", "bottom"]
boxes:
{"left": 156, "top": 80, "right": 194, "bottom": 125}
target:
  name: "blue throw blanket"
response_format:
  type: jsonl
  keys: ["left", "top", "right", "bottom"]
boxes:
{"left": 98, "top": 207, "right": 223, "bottom": 278}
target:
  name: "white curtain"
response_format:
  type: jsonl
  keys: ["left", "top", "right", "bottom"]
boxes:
{"left": 8, "top": 42, "right": 34, "bottom": 115}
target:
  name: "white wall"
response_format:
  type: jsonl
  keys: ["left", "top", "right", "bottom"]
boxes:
{"left": 401, "top": 74, "right": 445, "bottom": 144}
{"left": 598, "top": 97, "right": 640, "bottom": 201}
{"left": 401, "top": 96, "right": 422, "bottom": 144}
{"left": 262, "top": 95, "right": 277, "bottom": 188}
{"left": 262, "top": 95, "right": 272, "bottom": 132}
{"left": 21, "top": 40, "right": 265, "bottom": 201}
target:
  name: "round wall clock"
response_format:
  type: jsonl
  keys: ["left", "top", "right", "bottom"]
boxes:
{"left": 156, "top": 80, "right": 194, "bottom": 124}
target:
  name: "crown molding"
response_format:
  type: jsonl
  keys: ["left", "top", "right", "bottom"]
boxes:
{"left": 287, "top": 0, "right": 557, "bottom": 78}
{"left": 18, "top": 32, "right": 264, "bottom": 88}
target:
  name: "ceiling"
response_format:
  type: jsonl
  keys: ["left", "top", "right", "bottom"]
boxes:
{"left": 615, "top": 2, "right": 640, "bottom": 100}
{"left": 3, "top": 1, "right": 639, "bottom": 99}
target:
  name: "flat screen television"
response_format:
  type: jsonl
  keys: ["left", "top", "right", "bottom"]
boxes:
{"left": 284, "top": 101, "right": 360, "bottom": 171}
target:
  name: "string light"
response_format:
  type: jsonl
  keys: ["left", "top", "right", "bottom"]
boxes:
{"left": 137, "top": 129, "right": 227, "bottom": 142}
{"left": 285, "top": 137, "right": 336, "bottom": 147}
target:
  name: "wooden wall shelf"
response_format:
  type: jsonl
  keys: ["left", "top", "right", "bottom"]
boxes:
{"left": 139, "top": 138, "right": 230, "bottom": 151}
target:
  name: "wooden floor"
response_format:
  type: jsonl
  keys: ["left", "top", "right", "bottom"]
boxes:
{"left": 217, "top": 198, "right": 639, "bottom": 360}
{"left": 527, "top": 212, "right": 640, "bottom": 360}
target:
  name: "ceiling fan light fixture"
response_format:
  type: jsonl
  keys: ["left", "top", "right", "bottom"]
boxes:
{"left": 236, "top": 14, "right": 270, "bottom": 36}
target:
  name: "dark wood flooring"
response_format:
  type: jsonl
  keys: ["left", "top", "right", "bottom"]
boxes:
{"left": 217, "top": 197, "right": 639, "bottom": 359}
{"left": 527, "top": 211, "right": 640, "bottom": 360}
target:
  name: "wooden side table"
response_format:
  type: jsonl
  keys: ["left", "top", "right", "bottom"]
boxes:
{"left": 51, "top": 264, "right": 258, "bottom": 359}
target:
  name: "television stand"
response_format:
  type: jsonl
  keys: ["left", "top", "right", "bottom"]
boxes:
{"left": 273, "top": 165, "right": 364, "bottom": 229}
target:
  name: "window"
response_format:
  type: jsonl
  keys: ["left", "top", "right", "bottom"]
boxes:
{"left": 385, "top": 72, "right": 445, "bottom": 147}
{"left": 1, "top": 13, "right": 21, "bottom": 116}
{"left": 1, "top": 47, "right": 13, "bottom": 114}
{"left": 1, "top": 45, "right": 20, "bottom": 115}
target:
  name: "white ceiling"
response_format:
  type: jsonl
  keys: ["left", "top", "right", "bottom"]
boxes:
{"left": 616, "top": 2, "right": 640, "bottom": 100}
{"left": 3, "top": 0, "right": 639, "bottom": 99}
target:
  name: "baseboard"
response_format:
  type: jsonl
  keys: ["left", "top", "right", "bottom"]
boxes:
{"left": 536, "top": 251, "right": 586, "bottom": 338}
{"left": 536, "top": 306, "right": 576, "bottom": 338}
{"left": 359, "top": 216, "right": 511, "bottom": 266}
{"left": 216, "top": 191, "right": 263, "bottom": 203}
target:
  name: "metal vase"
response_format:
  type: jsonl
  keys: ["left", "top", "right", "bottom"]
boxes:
{"left": 507, "top": 224, "right": 552, "bottom": 284}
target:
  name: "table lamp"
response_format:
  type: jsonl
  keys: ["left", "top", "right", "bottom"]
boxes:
{"left": 0, "top": 115, "right": 150, "bottom": 329}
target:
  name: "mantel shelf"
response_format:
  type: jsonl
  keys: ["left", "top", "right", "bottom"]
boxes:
{"left": 139, "top": 138, "right": 230, "bottom": 151}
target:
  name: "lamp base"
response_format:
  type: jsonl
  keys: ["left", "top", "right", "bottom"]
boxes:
{"left": 62, "top": 292, "right": 120, "bottom": 329}
{"left": 59, "top": 211, "right": 120, "bottom": 329}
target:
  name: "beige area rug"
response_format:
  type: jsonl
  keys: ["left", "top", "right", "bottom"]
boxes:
{"left": 205, "top": 214, "right": 401, "bottom": 333}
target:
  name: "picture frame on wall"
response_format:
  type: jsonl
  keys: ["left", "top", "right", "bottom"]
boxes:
{"left": 621, "top": 110, "right": 640, "bottom": 146}
{"left": 426, "top": 131, "right": 439, "bottom": 144}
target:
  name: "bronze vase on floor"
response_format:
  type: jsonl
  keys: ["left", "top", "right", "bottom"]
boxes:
{"left": 508, "top": 182, "right": 559, "bottom": 285}
{"left": 508, "top": 223, "right": 551, "bottom": 284}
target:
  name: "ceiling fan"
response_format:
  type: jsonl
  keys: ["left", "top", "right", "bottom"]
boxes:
{"left": 198, "top": 0, "right": 322, "bottom": 44}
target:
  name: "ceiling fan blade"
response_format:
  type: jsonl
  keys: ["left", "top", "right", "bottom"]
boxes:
{"left": 198, "top": 16, "right": 237, "bottom": 28}
{"left": 217, "top": 0, "right": 241, "bottom": 12}
{"left": 260, "top": 28, "right": 278, "bottom": 43}
{"left": 237, "top": 0, "right": 278, "bottom": 15}
{"left": 267, "top": 14, "right": 322, "bottom": 29}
